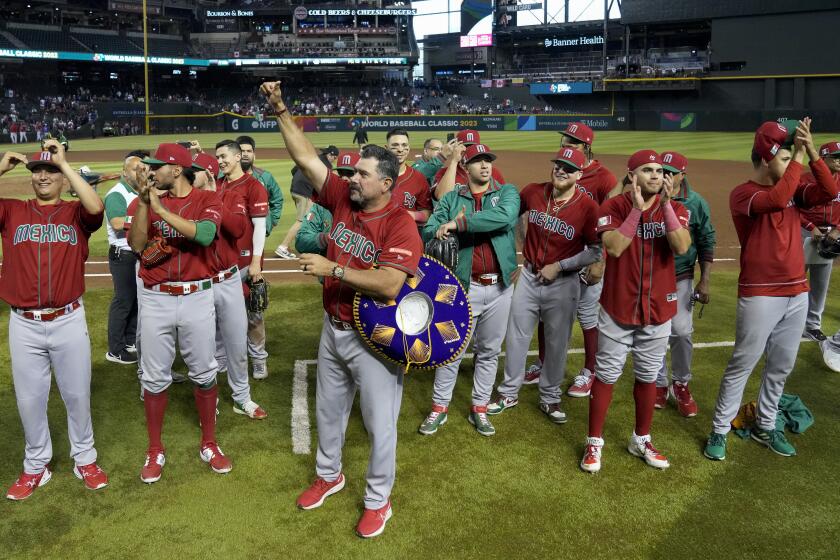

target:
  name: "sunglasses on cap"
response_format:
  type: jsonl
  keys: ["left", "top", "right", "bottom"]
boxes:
{"left": 553, "top": 162, "right": 580, "bottom": 174}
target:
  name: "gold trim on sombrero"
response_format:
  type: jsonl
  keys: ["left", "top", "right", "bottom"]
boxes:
{"left": 435, "top": 320, "right": 461, "bottom": 344}
{"left": 370, "top": 324, "right": 396, "bottom": 346}
{"left": 405, "top": 267, "right": 425, "bottom": 289}
{"left": 373, "top": 299, "right": 397, "bottom": 309}
{"left": 408, "top": 338, "right": 432, "bottom": 363}
{"left": 434, "top": 284, "right": 458, "bottom": 305}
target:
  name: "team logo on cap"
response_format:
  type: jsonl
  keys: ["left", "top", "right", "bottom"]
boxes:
{"left": 475, "top": 145, "right": 487, "bottom": 153}
{"left": 465, "top": 132, "right": 476, "bottom": 142}
{"left": 562, "top": 148, "right": 574, "bottom": 159}
{"left": 662, "top": 153, "right": 673, "bottom": 163}
{"left": 341, "top": 155, "right": 352, "bottom": 165}
{"left": 36, "top": 152, "right": 52, "bottom": 161}
{"left": 776, "top": 123, "right": 787, "bottom": 133}
{"left": 649, "top": 154, "right": 656, "bottom": 161}
{"left": 568, "top": 124, "right": 578, "bottom": 133}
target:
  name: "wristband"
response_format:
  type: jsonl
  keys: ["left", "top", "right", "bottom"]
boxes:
{"left": 663, "top": 203, "right": 681, "bottom": 232}
{"left": 617, "top": 207, "right": 642, "bottom": 239}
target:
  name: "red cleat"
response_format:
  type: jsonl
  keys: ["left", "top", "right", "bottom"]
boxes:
{"left": 297, "top": 473, "right": 346, "bottom": 510}
{"left": 74, "top": 463, "right": 108, "bottom": 490}
{"left": 200, "top": 443, "right": 232, "bottom": 474}
{"left": 141, "top": 449, "right": 166, "bottom": 484}
{"left": 567, "top": 368, "right": 595, "bottom": 398}
{"left": 671, "top": 382, "right": 699, "bottom": 417}
{"left": 523, "top": 364, "right": 541, "bottom": 385}
{"left": 654, "top": 386, "right": 668, "bottom": 409}
{"left": 6, "top": 467, "right": 51, "bottom": 501}
{"left": 356, "top": 501, "right": 393, "bottom": 538}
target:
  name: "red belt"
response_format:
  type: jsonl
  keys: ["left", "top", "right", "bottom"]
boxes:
{"left": 328, "top": 315, "right": 355, "bottom": 331}
{"left": 212, "top": 265, "right": 239, "bottom": 284}
{"left": 13, "top": 300, "right": 81, "bottom": 322}
{"left": 471, "top": 273, "right": 499, "bottom": 286}
{"left": 149, "top": 279, "right": 213, "bottom": 295}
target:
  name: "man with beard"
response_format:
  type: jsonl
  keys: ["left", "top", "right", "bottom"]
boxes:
{"left": 385, "top": 128, "right": 432, "bottom": 226}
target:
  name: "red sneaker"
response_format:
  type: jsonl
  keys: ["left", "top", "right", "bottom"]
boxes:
{"left": 580, "top": 437, "right": 604, "bottom": 473}
{"left": 654, "top": 386, "right": 668, "bottom": 409}
{"left": 6, "top": 467, "right": 51, "bottom": 501}
{"left": 356, "top": 501, "right": 393, "bottom": 538}
{"left": 140, "top": 449, "right": 166, "bottom": 484}
{"left": 200, "top": 443, "right": 232, "bottom": 474}
{"left": 297, "top": 473, "right": 346, "bottom": 510}
{"left": 523, "top": 364, "right": 541, "bottom": 385}
{"left": 567, "top": 368, "right": 594, "bottom": 398}
{"left": 671, "top": 382, "right": 699, "bottom": 417}
{"left": 74, "top": 463, "right": 108, "bottom": 490}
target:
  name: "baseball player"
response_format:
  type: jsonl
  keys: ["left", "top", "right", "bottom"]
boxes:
{"left": 705, "top": 119, "right": 838, "bottom": 461}
{"left": 580, "top": 150, "right": 691, "bottom": 473}
{"left": 104, "top": 150, "right": 148, "bottom": 365}
{"left": 235, "top": 135, "right": 284, "bottom": 236}
{"left": 0, "top": 141, "right": 109, "bottom": 500}
{"left": 194, "top": 151, "right": 267, "bottom": 420}
{"left": 294, "top": 153, "right": 359, "bottom": 257}
{"left": 413, "top": 138, "right": 444, "bottom": 183}
{"left": 529, "top": 122, "right": 619, "bottom": 393}
{"left": 487, "top": 148, "right": 600, "bottom": 424}
{"left": 653, "top": 151, "right": 716, "bottom": 417}
{"left": 432, "top": 130, "right": 506, "bottom": 199}
{"left": 419, "top": 143, "right": 520, "bottom": 437}
{"left": 262, "top": 81, "right": 423, "bottom": 538}
{"left": 215, "top": 140, "right": 270, "bottom": 380}
{"left": 385, "top": 128, "right": 432, "bottom": 225}
{"left": 798, "top": 141, "right": 840, "bottom": 341}
{"left": 126, "top": 143, "right": 231, "bottom": 483}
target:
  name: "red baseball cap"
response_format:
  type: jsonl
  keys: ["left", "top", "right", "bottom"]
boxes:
{"left": 551, "top": 147, "right": 586, "bottom": 171}
{"left": 819, "top": 141, "right": 840, "bottom": 157}
{"left": 193, "top": 152, "right": 219, "bottom": 178}
{"left": 753, "top": 121, "right": 794, "bottom": 163}
{"left": 560, "top": 122, "right": 594, "bottom": 145}
{"left": 627, "top": 150, "right": 661, "bottom": 171}
{"left": 336, "top": 151, "right": 361, "bottom": 171}
{"left": 461, "top": 144, "right": 497, "bottom": 165}
{"left": 456, "top": 129, "right": 481, "bottom": 145}
{"left": 26, "top": 151, "right": 62, "bottom": 171}
{"left": 143, "top": 143, "right": 205, "bottom": 169}
{"left": 660, "top": 151, "right": 688, "bottom": 173}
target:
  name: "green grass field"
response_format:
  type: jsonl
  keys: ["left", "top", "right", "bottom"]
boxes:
{"left": 1, "top": 131, "right": 839, "bottom": 558}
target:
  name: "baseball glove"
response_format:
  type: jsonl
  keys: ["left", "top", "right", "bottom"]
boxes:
{"left": 246, "top": 277, "right": 270, "bottom": 313}
{"left": 817, "top": 233, "right": 840, "bottom": 259}
{"left": 425, "top": 235, "right": 459, "bottom": 272}
{"left": 141, "top": 236, "right": 173, "bottom": 268}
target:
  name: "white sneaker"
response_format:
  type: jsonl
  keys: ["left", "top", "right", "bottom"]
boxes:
{"left": 274, "top": 245, "right": 296, "bottom": 259}
{"left": 233, "top": 400, "right": 268, "bottom": 419}
{"left": 580, "top": 436, "right": 604, "bottom": 473}
{"left": 820, "top": 339, "right": 840, "bottom": 372}
{"left": 627, "top": 433, "right": 670, "bottom": 469}
{"left": 252, "top": 360, "right": 268, "bottom": 380}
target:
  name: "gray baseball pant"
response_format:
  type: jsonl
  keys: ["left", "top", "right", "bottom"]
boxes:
{"left": 802, "top": 228, "right": 833, "bottom": 331}
{"left": 138, "top": 287, "right": 218, "bottom": 394}
{"left": 239, "top": 268, "right": 268, "bottom": 363}
{"left": 577, "top": 279, "right": 602, "bottom": 330}
{"left": 10, "top": 304, "right": 97, "bottom": 473}
{"left": 711, "top": 293, "right": 807, "bottom": 434}
{"left": 595, "top": 309, "right": 671, "bottom": 384}
{"left": 497, "top": 268, "right": 579, "bottom": 404}
{"left": 432, "top": 282, "right": 514, "bottom": 407}
{"left": 315, "top": 317, "right": 404, "bottom": 510}
{"left": 213, "top": 270, "right": 252, "bottom": 404}
{"left": 657, "top": 278, "right": 695, "bottom": 387}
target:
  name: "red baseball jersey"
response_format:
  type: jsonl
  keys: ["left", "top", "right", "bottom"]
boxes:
{"left": 520, "top": 183, "right": 599, "bottom": 268}
{"left": 214, "top": 188, "right": 248, "bottom": 268}
{"left": 393, "top": 166, "right": 432, "bottom": 219}
{"left": 126, "top": 189, "right": 223, "bottom": 286}
{"left": 578, "top": 160, "right": 618, "bottom": 204}
{"left": 470, "top": 191, "right": 501, "bottom": 277}
{"left": 433, "top": 165, "right": 506, "bottom": 191}
{"left": 798, "top": 171, "right": 840, "bottom": 230}
{"left": 219, "top": 173, "right": 269, "bottom": 269}
{"left": 731, "top": 159, "right": 837, "bottom": 297}
{"left": 597, "top": 193, "right": 689, "bottom": 326}
{"left": 313, "top": 173, "right": 423, "bottom": 322}
{"left": 0, "top": 199, "right": 102, "bottom": 309}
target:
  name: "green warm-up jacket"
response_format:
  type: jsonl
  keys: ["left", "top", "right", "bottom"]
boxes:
{"left": 423, "top": 179, "right": 520, "bottom": 291}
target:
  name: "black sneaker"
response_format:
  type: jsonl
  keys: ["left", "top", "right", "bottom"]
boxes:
{"left": 803, "top": 328, "right": 827, "bottom": 342}
{"left": 105, "top": 350, "right": 138, "bottom": 365}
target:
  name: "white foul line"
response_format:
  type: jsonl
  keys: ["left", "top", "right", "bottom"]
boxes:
{"left": 290, "top": 340, "right": 739, "bottom": 455}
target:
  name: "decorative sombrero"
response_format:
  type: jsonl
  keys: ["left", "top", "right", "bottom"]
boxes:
{"left": 354, "top": 256, "right": 473, "bottom": 371}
